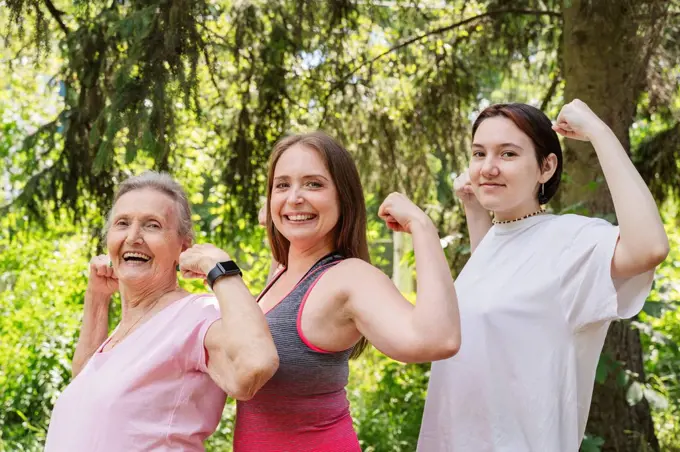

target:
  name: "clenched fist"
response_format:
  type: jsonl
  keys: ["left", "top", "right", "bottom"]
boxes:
{"left": 378, "top": 192, "right": 432, "bottom": 234}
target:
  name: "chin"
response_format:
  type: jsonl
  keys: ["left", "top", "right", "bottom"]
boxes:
{"left": 477, "top": 197, "right": 504, "bottom": 212}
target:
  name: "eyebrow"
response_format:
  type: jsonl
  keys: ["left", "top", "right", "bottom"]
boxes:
{"left": 274, "top": 174, "right": 330, "bottom": 181}
{"left": 472, "top": 142, "right": 523, "bottom": 149}
{"left": 112, "top": 213, "right": 165, "bottom": 222}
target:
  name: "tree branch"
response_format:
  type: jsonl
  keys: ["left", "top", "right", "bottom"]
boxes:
{"left": 319, "top": 9, "right": 562, "bottom": 123}
{"left": 540, "top": 70, "right": 561, "bottom": 111}
{"left": 340, "top": 9, "right": 561, "bottom": 85}
{"left": 42, "top": 0, "right": 70, "bottom": 35}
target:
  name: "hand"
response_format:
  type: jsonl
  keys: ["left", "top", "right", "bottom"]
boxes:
{"left": 179, "top": 244, "right": 232, "bottom": 279}
{"left": 378, "top": 192, "right": 432, "bottom": 234}
{"left": 453, "top": 169, "right": 484, "bottom": 211}
{"left": 87, "top": 255, "right": 119, "bottom": 299}
{"left": 552, "top": 99, "right": 607, "bottom": 141}
{"left": 258, "top": 205, "right": 267, "bottom": 227}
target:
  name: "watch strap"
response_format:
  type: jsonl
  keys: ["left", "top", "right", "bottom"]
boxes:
{"left": 207, "top": 260, "right": 242, "bottom": 289}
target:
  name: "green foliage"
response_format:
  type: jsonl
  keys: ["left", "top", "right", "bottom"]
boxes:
{"left": 350, "top": 349, "right": 430, "bottom": 452}
{"left": 2, "top": 0, "right": 680, "bottom": 450}
{"left": 637, "top": 206, "right": 680, "bottom": 449}
{"left": 0, "top": 215, "right": 92, "bottom": 449}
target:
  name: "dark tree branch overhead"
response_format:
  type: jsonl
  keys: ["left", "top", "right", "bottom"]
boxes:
{"left": 42, "top": 0, "right": 70, "bottom": 35}
{"left": 319, "top": 9, "right": 562, "bottom": 123}
{"left": 338, "top": 9, "right": 562, "bottom": 85}
{"left": 540, "top": 71, "right": 561, "bottom": 111}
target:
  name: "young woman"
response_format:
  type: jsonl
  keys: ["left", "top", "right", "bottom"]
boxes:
{"left": 417, "top": 100, "right": 669, "bottom": 451}
{"left": 191, "top": 131, "right": 461, "bottom": 451}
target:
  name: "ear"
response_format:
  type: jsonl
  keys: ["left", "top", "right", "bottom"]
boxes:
{"left": 181, "top": 237, "right": 192, "bottom": 252}
{"left": 539, "top": 153, "right": 558, "bottom": 184}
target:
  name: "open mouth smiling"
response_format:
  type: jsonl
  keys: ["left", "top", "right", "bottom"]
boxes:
{"left": 122, "top": 252, "right": 152, "bottom": 263}
{"left": 284, "top": 214, "right": 317, "bottom": 222}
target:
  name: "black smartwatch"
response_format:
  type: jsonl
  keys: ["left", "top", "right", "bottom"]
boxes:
{"left": 206, "top": 260, "right": 242, "bottom": 289}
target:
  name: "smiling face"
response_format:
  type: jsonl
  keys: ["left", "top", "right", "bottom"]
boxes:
{"left": 469, "top": 116, "right": 556, "bottom": 221}
{"left": 106, "top": 188, "right": 188, "bottom": 287}
{"left": 269, "top": 143, "right": 340, "bottom": 252}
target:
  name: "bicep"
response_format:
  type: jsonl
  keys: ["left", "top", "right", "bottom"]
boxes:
{"left": 345, "top": 268, "right": 426, "bottom": 362}
{"left": 611, "top": 236, "right": 653, "bottom": 279}
{"left": 204, "top": 320, "right": 229, "bottom": 377}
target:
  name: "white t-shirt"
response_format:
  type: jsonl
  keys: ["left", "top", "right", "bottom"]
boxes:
{"left": 417, "top": 214, "right": 653, "bottom": 452}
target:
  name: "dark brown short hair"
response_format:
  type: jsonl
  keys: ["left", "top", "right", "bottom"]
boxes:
{"left": 472, "top": 103, "right": 563, "bottom": 204}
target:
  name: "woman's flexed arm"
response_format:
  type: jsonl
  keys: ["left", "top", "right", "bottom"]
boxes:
{"left": 341, "top": 193, "right": 461, "bottom": 363}
{"left": 553, "top": 99, "right": 669, "bottom": 278}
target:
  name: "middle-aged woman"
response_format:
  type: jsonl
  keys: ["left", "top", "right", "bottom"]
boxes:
{"left": 417, "top": 100, "right": 669, "bottom": 451}
{"left": 45, "top": 171, "right": 278, "bottom": 451}
{"left": 199, "top": 131, "right": 460, "bottom": 452}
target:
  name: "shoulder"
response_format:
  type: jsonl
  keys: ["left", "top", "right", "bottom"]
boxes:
{"left": 551, "top": 215, "right": 620, "bottom": 264}
{"left": 327, "top": 258, "right": 391, "bottom": 295}
{"left": 320, "top": 258, "right": 389, "bottom": 294}
{"left": 550, "top": 214, "right": 615, "bottom": 237}
{"left": 178, "top": 293, "right": 221, "bottom": 322}
{"left": 332, "top": 257, "right": 384, "bottom": 278}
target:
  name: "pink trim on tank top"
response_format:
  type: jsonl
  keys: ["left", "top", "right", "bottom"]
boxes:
{"left": 258, "top": 262, "right": 336, "bottom": 316}
{"left": 296, "top": 266, "right": 338, "bottom": 354}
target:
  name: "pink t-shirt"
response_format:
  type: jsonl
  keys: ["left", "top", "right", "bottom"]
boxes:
{"left": 45, "top": 294, "right": 226, "bottom": 452}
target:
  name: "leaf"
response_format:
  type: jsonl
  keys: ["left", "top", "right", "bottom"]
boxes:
{"left": 580, "top": 435, "right": 605, "bottom": 452}
{"left": 626, "top": 381, "right": 644, "bottom": 406}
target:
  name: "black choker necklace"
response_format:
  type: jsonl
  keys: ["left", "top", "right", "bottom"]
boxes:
{"left": 492, "top": 208, "right": 546, "bottom": 225}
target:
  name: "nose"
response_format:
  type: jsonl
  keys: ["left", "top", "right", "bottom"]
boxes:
{"left": 286, "top": 186, "right": 304, "bottom": 205}
{"left": 480, "top": 155, "right": 500, "bottom": 178}
{"left": 125, "top": 223, "right": 144, "bottom": 245}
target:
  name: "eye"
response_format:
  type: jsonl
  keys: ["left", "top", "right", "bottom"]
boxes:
{"left": 275, "top": 182, "right": 290, "bottom": 190}
{"left": 306, "top": 181, "right": 322, "bottom": 188}
{"left": 115, "top": 219, "right": 128, "bottom": 227}
{"left": 501, "top": 150, "right": 518, "bottom": 158}
{"left": 472, "top": 150, "right": 485, "bottom": 158}
{"left": 146, "top": 222, "right": 161, "bottom": 229}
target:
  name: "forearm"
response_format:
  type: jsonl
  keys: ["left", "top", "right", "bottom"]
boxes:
{"left": 211, "top": 276, "right": 278, "bottom": 396}
{"left": 590, "top": 125, "right": 668, "bottom": 258}
{"left": 464, "top": 205, "right": 493, "bottom": 253}
{"left": 72, "top": 290, "right": 111, "bottom": 377}
{"left": 410, "top": 220, "right": 461, "bottom": 349}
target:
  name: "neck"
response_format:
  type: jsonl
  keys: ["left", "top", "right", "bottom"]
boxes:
{"left": 119, "top": 277, "right": 181, "bottom": 321}
{"left": 493, "top": 200, "right": 542, "bottom": 222}
{"left": 286, "top": 237, "right": 335, "bottom": 277}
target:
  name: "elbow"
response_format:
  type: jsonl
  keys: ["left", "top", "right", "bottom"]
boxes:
{"left": 229, "top": 352, "right": 280, "bottom": 401}
{"left": 640, "top": 240, "right": 670, "bottom": 271}
{"left": 650, "top": 240, "right": 670, "bottom": 267}
{"left": 430, "top": 335, "right": 461, "bottom": 361}
{"left": 401, "top": 334, "right": 460, "bottom": 363}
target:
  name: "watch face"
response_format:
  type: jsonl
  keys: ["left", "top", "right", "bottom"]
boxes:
{"left": 218, "top": 261, "right": 240, "bottom": 273}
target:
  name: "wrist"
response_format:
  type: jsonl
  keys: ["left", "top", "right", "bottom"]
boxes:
{"left": 585, "top": 120, "right": 612, "bottom": 142}
{"left": 85, "top": 289, "right": 113, "bottom": 306}
{"left": 200, "top": 257, "right": 220, "bottom": 275}
{"left": 410, "top": 214, "right": 436, "bottom": 234}
{"left": 464, "top": 202, "right": 489, "bottom": 217}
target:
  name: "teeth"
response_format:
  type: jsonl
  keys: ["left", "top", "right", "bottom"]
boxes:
{"left": 287, "top": 214, "right": 315, "bottom": 221}
{"left": 123, "top": 252, "right": 151, "bottom": 261}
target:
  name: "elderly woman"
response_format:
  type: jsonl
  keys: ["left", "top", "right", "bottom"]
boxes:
{"left": 45, "top": 171, "right": 278, "bottom": 451}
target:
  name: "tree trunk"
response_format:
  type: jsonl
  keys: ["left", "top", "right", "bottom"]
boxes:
{"left": 560, "top": 1, "right": 669, "bottom": 450}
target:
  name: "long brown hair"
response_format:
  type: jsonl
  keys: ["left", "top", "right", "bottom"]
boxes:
{"left": 266, "top": 131, "right": 369, "bottom": 358}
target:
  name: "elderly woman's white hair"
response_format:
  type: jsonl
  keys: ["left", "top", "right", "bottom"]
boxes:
{"left": 103, "top": 171, "right": 194, "bottom": 241}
